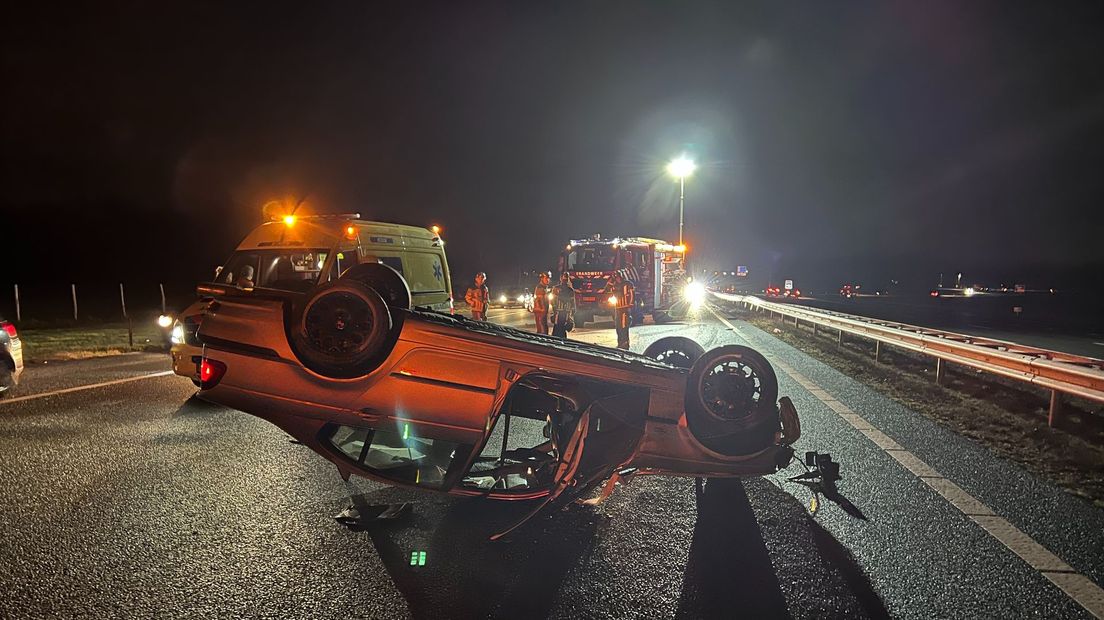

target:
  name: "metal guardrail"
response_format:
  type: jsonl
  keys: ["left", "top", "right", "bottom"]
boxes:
{"left": 710, "top": 292, "right": 1104, "bottom": 425}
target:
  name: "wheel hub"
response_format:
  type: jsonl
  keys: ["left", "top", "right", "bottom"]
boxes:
{"left": 702, "top": 359, "right": 763, "bottom": 419}
{"left": 304, "top": 292, "right": 375, "bottom": 356}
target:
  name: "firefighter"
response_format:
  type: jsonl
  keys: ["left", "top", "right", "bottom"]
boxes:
{"left": 550, "top": 272, "right": 576, "bottom": 339}
{"left": 532, "top": 271, "right": 552, "bottom": 334}
{"left": 607, "top": 272, "right": 635, "bottom": 349}
{"left": 465, "top": 272, "right": 490, "bottom": 321}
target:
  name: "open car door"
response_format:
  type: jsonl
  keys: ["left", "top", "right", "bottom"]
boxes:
{"left": 488, "top": 408, "right": 591, "bottom": 541}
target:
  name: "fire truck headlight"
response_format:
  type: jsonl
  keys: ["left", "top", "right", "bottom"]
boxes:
{"left": 157, "top": 314, "right": 173, "bottom": 329}
{"left": 685, "top": 282, "right": 707, "bottom": 306}
{"left": 607, "top": 295, "right": 618, "bottom": 307}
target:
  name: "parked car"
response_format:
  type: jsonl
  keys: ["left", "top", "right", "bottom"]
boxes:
{"left": 0, "top": 316, "right": 24, "bottom": 397}
{"left": 194, "top": 265, "right": 806, "bottom": 537}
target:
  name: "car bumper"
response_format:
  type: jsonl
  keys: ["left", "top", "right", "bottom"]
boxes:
{"left": 171, "top": 343, "right": 203, "bottom": 381}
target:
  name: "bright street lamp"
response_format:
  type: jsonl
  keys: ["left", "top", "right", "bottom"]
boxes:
{"left": 666, "top": 156, "right": 697, "bottom": 246}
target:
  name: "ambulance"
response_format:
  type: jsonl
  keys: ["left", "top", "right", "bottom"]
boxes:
{"left": 169, "top": 214, "right": 452, "bottom": 384}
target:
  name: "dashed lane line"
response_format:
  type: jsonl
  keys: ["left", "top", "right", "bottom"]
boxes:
{"left": 0, "top": 371, "right": 175, "bottom": 406}
{"left": 707, "top": 305, "right": 1104, "bottom": 619}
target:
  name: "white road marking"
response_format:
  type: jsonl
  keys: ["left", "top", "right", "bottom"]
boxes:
{"left": 1094, "top": 342, "right": 1104, "bottom": 347}
{"left": 0, "top": 371, "right": 174, "bottom": 406}
{"left": 706, "top": 304, "right": 1104, "bottom": 619}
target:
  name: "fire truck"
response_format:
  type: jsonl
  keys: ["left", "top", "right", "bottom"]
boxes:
{"left": 557, "top": 235, "right": 688, "bottom": 326}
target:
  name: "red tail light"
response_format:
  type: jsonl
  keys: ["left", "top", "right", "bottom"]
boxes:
{"left": 2, "top": 322, "right": 16, "bottom": 338}
{"left": 199, "top": 359, "right": 227, "bottom": 389}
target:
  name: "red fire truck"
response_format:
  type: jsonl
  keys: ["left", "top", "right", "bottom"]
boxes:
{"left": 557, "top": 235, "right": 688, "bottom": 326}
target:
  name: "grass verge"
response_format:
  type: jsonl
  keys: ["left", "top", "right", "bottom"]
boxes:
{"left": 19, "top": 322, "right": 167, "bottom": 362}
{"left": 734, "top": 306, "right": 1104, "bottom": 507}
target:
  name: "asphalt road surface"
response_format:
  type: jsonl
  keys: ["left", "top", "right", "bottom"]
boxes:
{"left": 2, "top": 306, "right": 1103, "bottom": 619}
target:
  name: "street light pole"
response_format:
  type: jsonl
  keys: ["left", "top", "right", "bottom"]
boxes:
{"left": 666, "top": 155, "right": 696, "bottom": 247}
{"left": 679, "top": 175, "right": 685, "bottom": 247}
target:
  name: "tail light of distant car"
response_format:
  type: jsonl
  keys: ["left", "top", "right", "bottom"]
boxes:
{"left": 199, "top": 359, "right": 227, "bottom": 389}
{"left": 2, "top": 322, "right": 16, "bottom": 339}
{"left": 930, "top": 290, "right": 940, "bottom": 297}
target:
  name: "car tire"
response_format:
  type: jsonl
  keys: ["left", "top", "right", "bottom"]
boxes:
{"left": 685, "top": 345, "right": 780, "bottom": 456}
{"left": 339, "top": 263, "right": 412, "bottom": 310}
{"left": 643, "top": 336, "right": 706, "bottom": 370}
{"left": 0, "top": 359, "right": 13, "bottom": 397}
{"left": 288, "top": 280, "right": 394, "bottom": 379}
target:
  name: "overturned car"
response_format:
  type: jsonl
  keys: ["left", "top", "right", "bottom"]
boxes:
{"left": 195, "top": 264, "right": 805, "bottom": 536}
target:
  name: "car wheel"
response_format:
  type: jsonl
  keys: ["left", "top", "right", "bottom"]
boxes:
{"left": 0, "top": 363, "right": 13, "bottom": 398}
{"left": 289, "top": 280, "right": 394, "bottom": 379}
{"left": 685, "top": 345, "right": 780, "bottom": 456}
{"left": 643, "top": 336, "right": 706, "bottom": 369}
{"left": 339, "top": 263, "right": 412, "bottom": 310}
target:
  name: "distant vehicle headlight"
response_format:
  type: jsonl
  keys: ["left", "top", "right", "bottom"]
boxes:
{"left": 499, "top": 295, "right": 508, "bottom": 303}
{"left": 157, "top": 314, "right": 173, "bottom": 328}
{"left": 516, "top": 295, "right": 525, "bottom": 303}
{"left": 685, "top": 281, "right": 707, "bottom": 306}
{"left": 170, "top": 320, "right": 186, "bottom": 345}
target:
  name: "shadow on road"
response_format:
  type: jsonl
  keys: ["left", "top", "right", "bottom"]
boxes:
{"left": 171, "top": 394, "right": 225, "bottom": 418}
{"left": 350, "top": 492, "right": 599, "bottom": 619}
{"left": 676, "top": 477, "right": 790, "bottom": 618}
{"left": 677, "top": 478, "right": 889, "bottom": 620}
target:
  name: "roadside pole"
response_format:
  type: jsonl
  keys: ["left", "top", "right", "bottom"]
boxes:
{"left": 13, "top": 284, "right": 20, "bottom": 322}
{"left": 120, "top": 283, "right": 133, "bottom": 349}
{"left": 71, "top": 284, "right": 78, "bottom": 321}
{"left": 159, "top": 283, "right": 166, "bottom": 314}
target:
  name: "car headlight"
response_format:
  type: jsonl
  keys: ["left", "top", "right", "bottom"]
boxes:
{"left": 516, "top": 295, "right": 525, "bottom": 303}
{"left": 499, "top": 295, "right": 508, "bottom": 303}
{"left": 684, "top": 282, "right": 707, "bottom": 306}
{"left": 170, "top": 320, "right": 186, "bottom": 345}
{"left": 157, "top": 314, "right": 174, "bottom": 328}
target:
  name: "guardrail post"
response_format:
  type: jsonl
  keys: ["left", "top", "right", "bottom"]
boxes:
{"left": 936, "top": 359, "right": 946, "bottom": 385}
{"left": 1048, "top": 391, "right": 1062, "bottom": 427}
{"left": 837, "top": 330, "right": 844, "bottom": 346}
{"left": 875, "top": 341, "right": 882, "bottom": 363}
{"left": 812, "top": 323, "right": 818, "bottom": 336}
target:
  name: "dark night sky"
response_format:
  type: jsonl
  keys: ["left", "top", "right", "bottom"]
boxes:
{"left": 3, "top": 1, "right": 1104, "bottom": 308}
